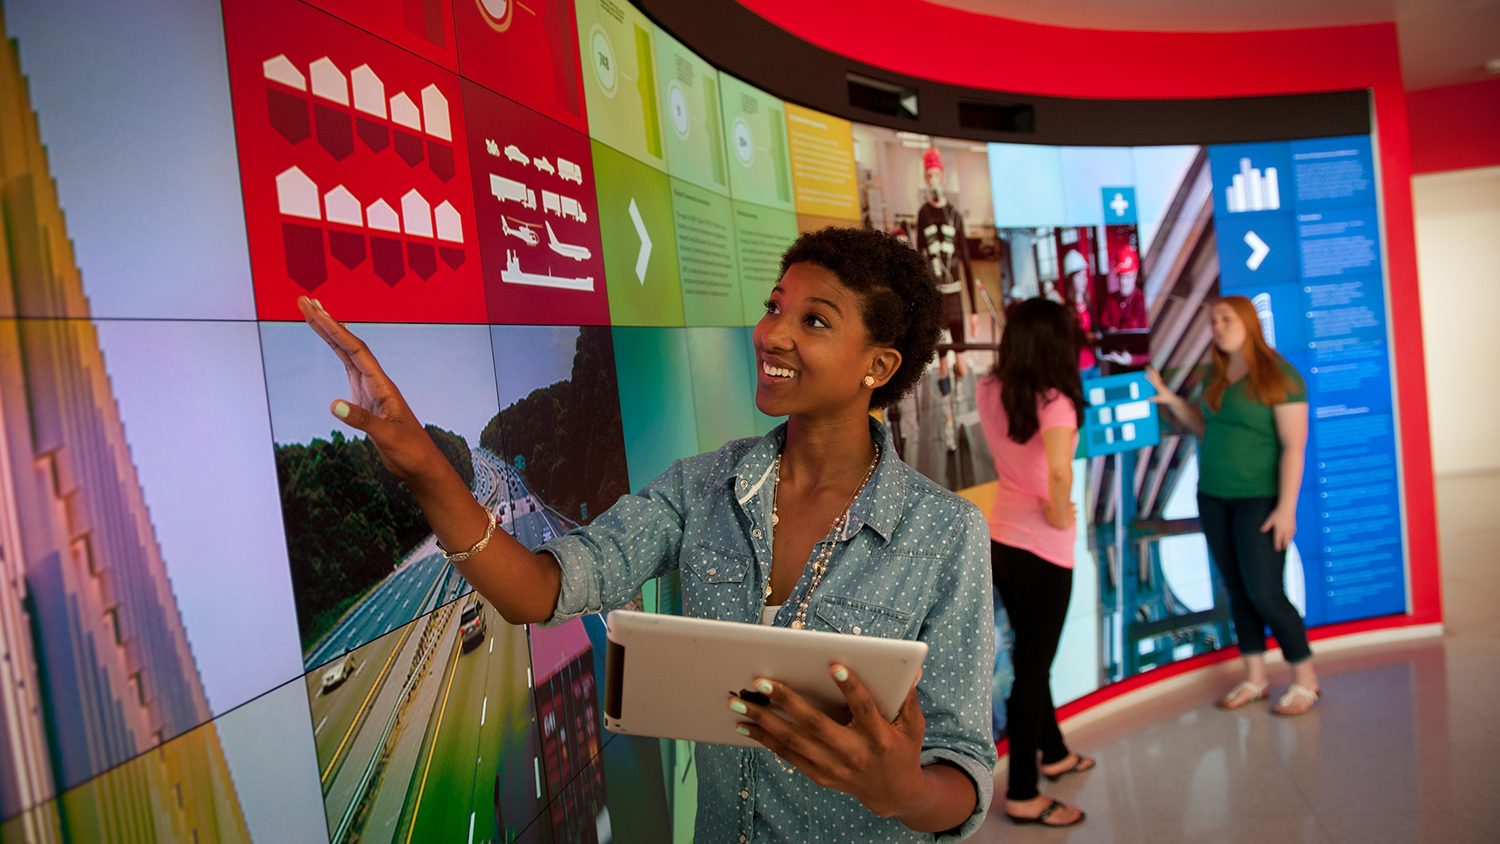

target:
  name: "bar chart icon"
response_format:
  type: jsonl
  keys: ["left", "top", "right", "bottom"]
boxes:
{"left": 1225, "top": 157, "right": 1281, "bottom": 212}
{"left": 1252, "top": 291, "right": 1277, "bottom": 347}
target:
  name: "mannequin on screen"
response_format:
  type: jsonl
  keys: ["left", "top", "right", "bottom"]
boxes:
{"left": 1099, "top": 244, "right": 1148, "bottom": 368}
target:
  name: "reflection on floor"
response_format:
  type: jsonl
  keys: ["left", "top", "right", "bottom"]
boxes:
{"left": 970, "top": 470, "right": 1500, "bottom": 843}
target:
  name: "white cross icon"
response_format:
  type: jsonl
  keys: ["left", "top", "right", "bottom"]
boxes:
{"left": 1110, "top": 192, "right": 1130, "bottom": 218}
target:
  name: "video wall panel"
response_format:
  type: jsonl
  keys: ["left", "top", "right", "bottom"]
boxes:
{"left": 784, "top": 102, "right": 860, "bottom": 221}
{"left": 1206, "top": 135, "right": 1404, "bottom": 624}
{"left": 303, "top": 0, "right": 460, "bottom": 70}
{"left": 652, "top": 28, "right": 731, "bottom": 196}
{"left": 719, "top": 73, "right": 796, "bottom": 212}
{"left": 594, "top": 140, "right": 685, "bottom": 325}
{"left": 454, "top": 0, "right": 588, "bottom": 135}
{"left": 224, "top": 0, "right": 486, "bottom": 324}
{"left": 576, "top": 0, "right": 666, "bottom": 170}
{"left": 0, "top": 0, "right": 1411, "bottom": 838}
{"left": 730, "top": 201, "right": 800, "bottom": 325}
{"left": 464, "top": 80, "right": 610, "bottom": 326}
{"left": 1, "top": 0, "right": 256, "bottom": 321}
{"left": 672, "top": 177, "right": 746, "bottom": 325}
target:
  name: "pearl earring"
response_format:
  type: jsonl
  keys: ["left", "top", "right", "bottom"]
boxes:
{"left": 863, "top": 375, "right": 876, "bottom": 387}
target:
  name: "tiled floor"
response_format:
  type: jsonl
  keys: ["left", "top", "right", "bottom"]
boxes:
{"left": 969, "top": 471, "right": 1500, "bottom": 843}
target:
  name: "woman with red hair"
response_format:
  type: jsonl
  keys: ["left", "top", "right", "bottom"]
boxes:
{"left": 1145, "top": 296, "right": 1319, "bottom": 716}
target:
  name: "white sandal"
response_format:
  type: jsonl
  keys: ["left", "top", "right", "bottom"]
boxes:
{"left": 1216, "top": 680, "right": 1269, "bottom": 710}
{"left": 1272, "top": 683, "right": 1321, "bottom": 716}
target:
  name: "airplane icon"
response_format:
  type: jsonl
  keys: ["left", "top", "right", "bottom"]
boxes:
{"left": 501, "top": 216, "right": 539, "bottom": 246}
{"left": 504, "top": 144, "right": 529, "bottom": 165}
{"left": 545, "top": 221, "right": 593, "bottom": 261}
{"left": 485, "top": 138, "right": 500, "bottom": 157}
{"left": 533, "top": 156, "right": 556, "bottom": 175}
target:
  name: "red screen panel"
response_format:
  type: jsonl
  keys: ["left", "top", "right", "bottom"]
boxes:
{"left": 224, "top": 0, "right": 485, "bottom": 323}
{"left": 302, "top": 0, "right": 460, "bottom": 71}
{"left": 454, "top": 0, "right": 590, "bottom": 135}
{"left": 463, "top": 80, "right": 610, "bottom": 325}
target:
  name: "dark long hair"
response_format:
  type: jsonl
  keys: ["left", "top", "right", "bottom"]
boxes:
{"left": 993, "top": 298, "right": 1086, "bottom": 443}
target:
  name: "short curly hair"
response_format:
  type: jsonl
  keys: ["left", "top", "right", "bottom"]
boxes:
{"left": 779, "top": 227, "right": 943, "bottom": 409}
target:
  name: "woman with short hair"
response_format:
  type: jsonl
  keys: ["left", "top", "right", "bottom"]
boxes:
{"left": 300, "top": 226, "right": 999, "bottom": 841}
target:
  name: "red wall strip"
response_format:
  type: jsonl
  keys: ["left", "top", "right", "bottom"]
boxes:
{"left": 1408, "top": 79, "right": 1500, "bottom": 175}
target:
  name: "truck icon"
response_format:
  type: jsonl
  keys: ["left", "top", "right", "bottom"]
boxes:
{"left": 541, "top": 191, "right": 588, "bottom": 224}
{"left": 560, "top": 195, "right": 587, "bottom": 224}
{"left": 557, "top": 158, "right": 583, "bottom": 185}
{"left": 490, "top": 174, "right": 536, "bottom": 210}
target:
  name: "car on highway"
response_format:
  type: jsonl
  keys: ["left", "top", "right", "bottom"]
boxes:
{"left": 320, "top": 655, "right": 356, "bottom": 694}
{"left": 460, "top": 597, "right": 486, "bottom": 652}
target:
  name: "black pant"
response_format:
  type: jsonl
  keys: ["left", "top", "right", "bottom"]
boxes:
{"left": 1197, "top": 493, "right": 1313, "bottom": 664}
{"left": 992, "top": 541, "right": 1073, "bottom": 801}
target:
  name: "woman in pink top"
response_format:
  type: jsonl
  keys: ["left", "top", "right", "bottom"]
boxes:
{"left": 976, "top": 298, "right": 1094, "bottom": 828}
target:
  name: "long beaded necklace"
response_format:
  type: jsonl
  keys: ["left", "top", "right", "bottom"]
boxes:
{"left": 762, "top": 442, "right": 880, "bottom": 776}
{"left": 765, "top": 443, "right": 881, "bottom": 630}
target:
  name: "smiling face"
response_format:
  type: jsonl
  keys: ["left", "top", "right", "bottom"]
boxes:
{"left": 752, "top": 262, "right": 896, "bottom": 420}
{"left": 1209, "top": 301, "right": 1248, "bottom": 355}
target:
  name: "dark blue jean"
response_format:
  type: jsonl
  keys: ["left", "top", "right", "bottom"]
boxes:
{"left": 1197, "top": 492, "right": 1313, "bottom": 664}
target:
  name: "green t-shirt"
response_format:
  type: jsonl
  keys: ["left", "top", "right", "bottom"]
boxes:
{"left": 1198, "top": 361, "right": 1307, "bottom": 499}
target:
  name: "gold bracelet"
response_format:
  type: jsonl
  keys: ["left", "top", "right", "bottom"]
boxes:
{"left": 438, "top": 511, "right": 497, "bottom": 564}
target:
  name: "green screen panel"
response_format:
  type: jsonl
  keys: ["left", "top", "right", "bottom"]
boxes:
{"left": 718, "top": 73, "right": 795, "bottom": 211}
{"left": 612, "top": 327, "right": 699, "bottom": 490}
{"left": 730, "top": 201, "right": 798, "bottom": 326}
{"left": 653, "top": 28, "right": 730, "bottom": 195}
{"left": 593, "top": 140, "right": 685, "bottom": 326}
{"left": 671, "top": 178, "right": 744, "bottom": 326}
{"left": 576, "top": 0, "right": 665, "bottom": 170}
{"left": 684, "top": 327, "right": 757, "bottom": 452}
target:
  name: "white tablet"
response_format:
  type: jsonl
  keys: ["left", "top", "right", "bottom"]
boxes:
{"left": 603, "top": 610, "right": 927, "bottom": 748}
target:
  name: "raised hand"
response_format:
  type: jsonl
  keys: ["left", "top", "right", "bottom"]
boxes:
{"left": 1143, "top": 366, "right": 1171, "bottom": 402}
{"left": 297, "top": 296, "right": 443, "bottom": 483}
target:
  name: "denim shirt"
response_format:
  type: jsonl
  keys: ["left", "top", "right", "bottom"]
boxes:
{"left": 542, "top": 420, "right": 998, "bottom": 842}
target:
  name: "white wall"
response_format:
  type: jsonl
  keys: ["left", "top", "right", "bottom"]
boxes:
{"left": 1413, "top": 165, "right": 1500, "bottom": 475}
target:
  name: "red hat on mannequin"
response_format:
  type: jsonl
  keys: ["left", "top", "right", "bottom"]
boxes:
{"left": 923, "top": 147, "right": 943, "bottom": 172}
{"left": 1114, "top": 245, "right": 1139, "bottom": 275}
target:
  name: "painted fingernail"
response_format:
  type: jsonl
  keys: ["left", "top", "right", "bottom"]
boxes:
{"left": 832, "top": 665, "right": 849, "bottom": 682}
{"left": 728, "top": 699, "right": 748, "bottom": 715}
{"left": 735, "top": 726, "right": 751, "bottom": 737}
{"left": 333, "top": 401, "right": 351, "bottom": 419}
{"left": 313, "top": 298, "right": 324, "bottom": 311}
{"left": 755, "top": 679, "right": 773, "bottom": 695}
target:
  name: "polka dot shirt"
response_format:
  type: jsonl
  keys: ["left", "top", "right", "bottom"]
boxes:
{"left": 543, "top": 419, "right": 997, "bottom": 842}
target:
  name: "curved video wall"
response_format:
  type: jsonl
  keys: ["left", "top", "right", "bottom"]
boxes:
{"left": 0, "top": 0, "right": 1407, "bottom": 841}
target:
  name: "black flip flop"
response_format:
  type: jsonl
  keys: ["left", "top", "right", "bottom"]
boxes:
{"left": 1006, "top": 799, "right": 1086, "bottom": 827}
{"left": 1042, "top": 754, "right": 1096, "bottom": 782}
